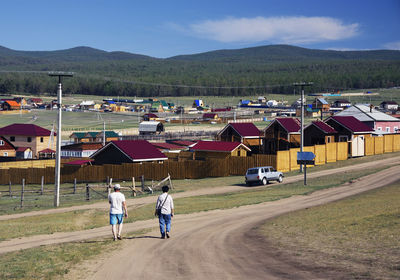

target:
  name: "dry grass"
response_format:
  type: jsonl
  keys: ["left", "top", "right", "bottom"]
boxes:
{"left": 259, "top": 182, "right": 400, "bottom": 279}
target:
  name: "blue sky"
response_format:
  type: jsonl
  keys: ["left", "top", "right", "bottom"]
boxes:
{"left": 1, "top": 0, "right": 399, "bottom": 58}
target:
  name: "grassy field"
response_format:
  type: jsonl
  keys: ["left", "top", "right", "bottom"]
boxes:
{"left": 258, "top": 182, "right": 400, "bottom": 279}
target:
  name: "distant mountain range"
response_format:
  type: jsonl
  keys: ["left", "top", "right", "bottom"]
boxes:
{"left": 0, "top": 44, "right": 399, "bottom": 97}
{"left": 1, "top": 44, "right": 400, "bottom": 64}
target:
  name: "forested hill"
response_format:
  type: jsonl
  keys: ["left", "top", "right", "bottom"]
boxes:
{"left": 169, "top": 44, "right": 400, "bottom": 62}
{"left": 0, "top": 44, "right": 400, "bottom": 97}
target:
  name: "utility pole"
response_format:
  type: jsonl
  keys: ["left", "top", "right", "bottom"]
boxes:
{"left": 293, "top": 82, "right": 313, "bottom": 172}
{"left": 49, "top": 72, "right": 73, "bottom": 207}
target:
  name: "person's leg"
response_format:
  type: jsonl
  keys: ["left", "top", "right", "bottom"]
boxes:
{"left": 164, "top": 214, "right": 171, "bottom": 237}
{"left": 110, "top": 213, "right": 117, "bottom": 240}
{"left": 117, "top": 214, "right": 123, "bottom": 239}
{"left": 159, "top": 214, "right": 166, "bottom": 238}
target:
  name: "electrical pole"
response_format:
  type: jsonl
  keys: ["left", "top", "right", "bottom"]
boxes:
{"left": 293, "top": 82, "right": 313, "bottom": 172}
{"left": 49, "top": 72, "right": 73, "bottom": 207}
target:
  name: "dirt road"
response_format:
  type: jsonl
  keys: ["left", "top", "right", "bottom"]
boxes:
{"left": 85, "top": 164, "right": 400, "bottom": 280}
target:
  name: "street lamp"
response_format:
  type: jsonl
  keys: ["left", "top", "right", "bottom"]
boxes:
{"left": 49, "top": 72, "right": 73, "bottom": 207}
{"left": 293, "top": 82, "right": 313, "bottom": 172}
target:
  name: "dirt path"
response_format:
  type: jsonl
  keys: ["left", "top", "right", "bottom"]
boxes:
{"left": 2, "top": 155, "right": 400, "bottom": 221}
{"left": 84, "top": 164, "right": 400, "bottom": 280}
{"left": 1, "top": 162, "right": 399, "bottom": 279}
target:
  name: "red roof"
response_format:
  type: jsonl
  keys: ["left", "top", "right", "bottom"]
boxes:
{"left": 5, "top": 100, "right": 20, "bottom": 107}
{"left": 0, "top": 123, "right": 54, "bottom": 136}
{"left": 191, "top": 141, "right": 250, "bottom": 152}
{"left": 64, "top": 159, "right": 93, "bottom": 166}
{"left": 100, "top": 140, "right": 167, "bottom": 161}
{"left": 16, "top": 147, "right": 31, "bottom": 152}
{"left": 203, "top": 113, "right": 218, "bottom": 119}
{"left": 0, "top": 136, "right": 15, "bottom": 150}
{"left": 311, "top": 121, "right": 337, "bottom": 134}
{"left": 151, "top": 142, "right": 186, "bottom": 150}
{"left": 329, "top": 116, "right": 374, "bottom": 133}
{"left": 227, "top": 123, "right": 261, "bottom": 137}
{"left": 39, "top": 148, "right": 55, "bottom": 153}
{"left": 62, "top": 142, "right": 103, "bottom": 151}
{"left": 168, "top": 140, "right": 197, "bottom": 147}
{"left": 276, "top": 118, "right": 301, "bottom": 133}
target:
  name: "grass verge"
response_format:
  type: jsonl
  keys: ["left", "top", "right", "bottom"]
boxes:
{"left": 258, "top": 182, "right": 400, "bottom": 279}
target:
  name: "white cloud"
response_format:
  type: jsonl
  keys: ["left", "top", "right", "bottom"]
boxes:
{"left": 187, "top": 16, "right": 359, "bottom": 44}
{"left": 383, "top": 41, "right": 400, "bottom": 50}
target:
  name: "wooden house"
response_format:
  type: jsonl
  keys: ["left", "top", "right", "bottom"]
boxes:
{"left": 61, "top": 142, "right": 103, "bottom": 158}
{"left": 0, "top": 123, "right": 55, "bottom": 158}
{"left": 262, "top": 118, "right": 301, "bottom": 154}
{"left": 190, "top": 140, "right": 251, "bottom": 160}
{"left": 325, "top": 115, "right": 374, "bottom": 157}
{"left": 217, "top": 122, "right": 262, "bottom": 153}
{"left": 90, "top": 140, "right": 167, "bottom": 164}
{"left": 380, "top": 101, "right": 398, "bottom": 111}
{"left": 333, "top": 99, "right": 351, "bottom": 108}
{"left": 1, "top": 100, "right": 21, "bottom": 110}
{"left": 0, "top": 136, "right": 16, "bottom": 157}
{"left": 304, "top": 121, "right": 337, "bottom": 146}
{"left": 16, "top": 147, "right": 33, "bottom": 159}
{"left": 139, "top": 121, "right": 164, "bottom": 135}
{"left": 312, "top": 98, "right": 330, "bottom": 112}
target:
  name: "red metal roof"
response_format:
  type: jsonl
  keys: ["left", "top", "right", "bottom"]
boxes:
{"left": 151, "top": 142, "right": 186, "bottom": 150}
{"left": 16, "top": 147, "right": 31, "bottom": 152}
{"left": 110, "top": 140, "right": 167, "bottom": 161}
{"left": 39, "top": 148, "right": 55, "bottom": 153}
{"left": 0, "top": 123, "right": 54, "bottom": 136}
{"left": 330, "top": 116, "right": 374, "bottom": 133}
{"left": 311, "top": 121, "right": 337, "bottom": 134}
{"left": 0, "top": 136, "right": 15, "bottom": 150}
{"left": 168, "top": 140, "right": 197, "bottom": 147}
{"left": 191, "top": 141, "right": 250, "bottom": 152}
{"left": 276, "top": 118, "right": 301, "bottom": 133}
{"left": 203, "top": 113, "right": 218, "bottom": 119}
{"left": 228, "top": 123, "right": 261, "bottom": 137}
{"left": 62, "top": 142, "right": 103, "bottom": 151}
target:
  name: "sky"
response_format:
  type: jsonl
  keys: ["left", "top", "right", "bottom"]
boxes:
{"left": 1, "top": 0, "right": 400, "bottom": 58}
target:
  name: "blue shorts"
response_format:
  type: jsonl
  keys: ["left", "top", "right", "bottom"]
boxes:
{"left": 110, "top": 213, "right": 124, "bottom": 225}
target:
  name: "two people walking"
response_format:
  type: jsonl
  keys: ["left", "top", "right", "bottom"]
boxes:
{"left": 108, "top": 184, "right": 174, "bottom": 240}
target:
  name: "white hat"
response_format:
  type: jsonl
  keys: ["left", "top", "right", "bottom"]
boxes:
{"left": 114, "top": 184, "right": 121, "bottom": 189}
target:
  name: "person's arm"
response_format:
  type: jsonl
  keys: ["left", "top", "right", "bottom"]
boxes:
{"left": 123, "top": 201, "right": 128, "bottom": 217}
{"left": 170, "top": 197, "right": 174, "bottom": 217}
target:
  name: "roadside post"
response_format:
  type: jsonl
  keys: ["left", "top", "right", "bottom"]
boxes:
{"left": 297, "top": 152, "right": 315, "bottom": 185}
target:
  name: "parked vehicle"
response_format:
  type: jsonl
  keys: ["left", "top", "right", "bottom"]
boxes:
{"left": 245, "top": 166, "right": 283, "bottom": 186}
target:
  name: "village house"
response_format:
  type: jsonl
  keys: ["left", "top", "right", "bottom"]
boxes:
{"left": 202, "top": 113, "right": 220, "bottom": 122}
{"left": 312, "top": 98, "right": 330, "bottom": 112}
{"left": 0, "top": 123, "right": 55, "bottom": 158}
{"left": 335, "top": 104, "right": 400, "bottom": 133}
{"left": 325, "top": 115, "right": 374, "bottom": 157}
{"left": 380, "top": 101, "right": 398, "bottom": 112}
{"left": 69, "top": 131, "right": 119, "bottom": 143}
{"left": 1, "top": 100, "right": 20, "bottom": 111}
{"left": 190, "top": 140, "right": 251, "bottom": 160}
{"left": 90, "top": 140, "right": 168, "bottom": 164}
{"left": 262, "top": 118, "right": 301, "bottom": 154}
{"left": 333, "top": 99, "right": 351, "bottom": 108}
{"left": 304, "top": 121, "right": 337, "bottom": 146}
{"left": 0, "top": 136, "right": 16, "bottom": 158}
{"left": 217, "top": 122, "right": 262, "bottom": 153}
{"left": 139, "top": 121, "right": 164, "bottom": 135}
{"left": 61, "top": 142, "right": 103, "bottom": 158}
{"left": 16, "top": 147, "right": 33, "bottom": 159}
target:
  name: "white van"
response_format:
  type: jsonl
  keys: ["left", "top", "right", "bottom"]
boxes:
{"left": 245, "top": 166, "right": 283, "bottom": 186}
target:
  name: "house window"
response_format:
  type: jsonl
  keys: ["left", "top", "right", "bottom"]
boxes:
{"left": 377, "top": 127, "right": 382, "bottom": 131}
{"left": 3, "top": 152, "right": 8, "bottom": 156}
{"left": 339, "top": 136, "right": 348, "bottom": 142}
{"left": 327, "top": 136, "right": 331, "bottom": 143}
{"left": 386, "top": 127, "right": 390, "bottom": 132}
{"left": 395, "top": 127, "right": 399, "bottom": 133}
{"left": 10, "top": 136, "right": 15, "bottom": 142}
{"left": 0, "top": 140, "right": 3, "bottom": 146}
{"left": 27, "top": 137, "right": 32, "bottom": 142}
{"left": 40, "top": 137, "right": 44, "bottom": 143}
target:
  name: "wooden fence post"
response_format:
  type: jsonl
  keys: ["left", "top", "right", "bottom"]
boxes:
{"left": 73, "top": 178, "right": 77, "bottom": 194}
{"left": 21, "top": 179, "right": 25, "bottom": 208}
{"left": 108, "top": 178, "right": 112, "bottom": 195}
{"left": 41, "top": 176, "right": 44, "bottom": 195}
{"left": 86, "top": 184, "right": 90, "bottom": 201}
{"left": 9, "top": 181, "right": 12, "bottom": 197}
{"left": 168, "top": 173, "right": 173, "bottom": 190}
{"left": 132, "top": 177, "right": 136, "bottom": 197}
{"left": 141, "top": 175, "right": 145, "bottom": 192}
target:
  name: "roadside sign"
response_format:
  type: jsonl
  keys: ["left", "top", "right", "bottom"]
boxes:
{"left": 297, "top": 151, "right": 315, "bottom": 165}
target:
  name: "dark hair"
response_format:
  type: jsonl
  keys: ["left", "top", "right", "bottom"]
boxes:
{"left": 162, "top": 185, "right": 169, "bottom": 193}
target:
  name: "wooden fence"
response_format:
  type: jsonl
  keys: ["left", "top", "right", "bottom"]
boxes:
{"left": 0, "top": 154, "right": 276, "bottom": 185}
